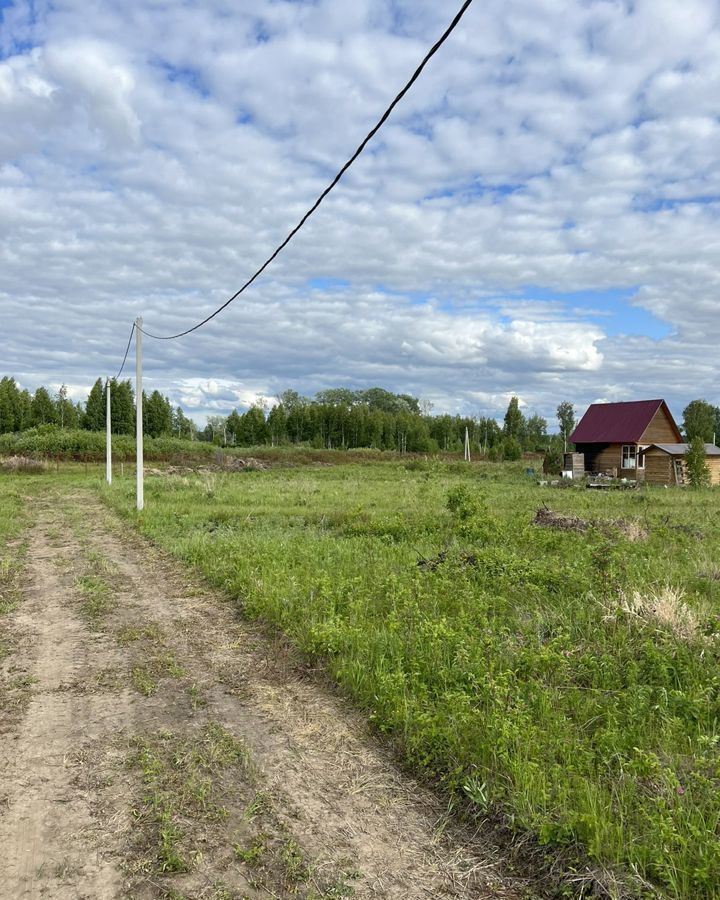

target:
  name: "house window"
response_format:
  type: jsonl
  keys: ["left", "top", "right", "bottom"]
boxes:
{"left": 637, "top": 445, "right": 647, "bottom": 469}
{"left": 621, "top": 445, "right": 637, "bottom": 469}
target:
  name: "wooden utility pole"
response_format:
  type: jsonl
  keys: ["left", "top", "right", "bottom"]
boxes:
{"left": 135, "top": 317, "right": 144, "bottom": 511}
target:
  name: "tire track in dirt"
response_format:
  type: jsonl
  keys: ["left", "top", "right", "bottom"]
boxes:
{"left": 0, "top": 487, "right": 539, "bottom": 899}
{"left": 0, "top": 498, "right": 128, "bottom": 899}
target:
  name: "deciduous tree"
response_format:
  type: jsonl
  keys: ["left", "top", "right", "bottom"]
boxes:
{"left": 556, "top": 401, "right": 575, "bottom": 450}
{"left": 503, "top": 396, "right": 525, "bottom": 440}
{"left": 682, "top": 399, "right": 717, "bottom": 443}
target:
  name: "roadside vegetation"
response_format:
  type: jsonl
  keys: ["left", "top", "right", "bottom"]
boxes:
{"left": 101, "top": 460, "right": 720, "bottom": 898}
{"left": 0, "top": 480, "right": 30, "bottom": 628}
{"left": 0, "top": 479, "right": 34, "bottom": 729}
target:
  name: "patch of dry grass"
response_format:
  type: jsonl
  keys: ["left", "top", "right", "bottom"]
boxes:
{"left": 0, "top": 456, "right": 48, "bottom": 474}
{"left": 613, "top": 585, "right": 703, "bottom": 641}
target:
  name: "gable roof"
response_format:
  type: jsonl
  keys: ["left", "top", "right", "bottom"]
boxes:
{"left": 645, "top": 443, "right": 720, "bottom": 456}
{"left": 570, "top": 400, "right": 679, "bottom": 443}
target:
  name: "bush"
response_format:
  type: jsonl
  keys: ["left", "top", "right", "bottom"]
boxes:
{"left": 543, "top": 447, "right": 562, "bottom": 475}
{"left": 0, "top": 429, "right": 218, "bottom": 462}
{"left": 686, "top": 435, "right": 711, "bottom": 488}
{"left": 487, "top": 444, "right": 504, "bottom": 462}
{"left": 502, "top": 436, "right": 523, "bottom": 461}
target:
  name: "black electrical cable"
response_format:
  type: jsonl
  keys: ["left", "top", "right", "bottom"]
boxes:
{"left": 110, "top": 322, "right": 136, "bottom": 381}
{"left": 138, "top": 0, "right": 475, "bottom": 341}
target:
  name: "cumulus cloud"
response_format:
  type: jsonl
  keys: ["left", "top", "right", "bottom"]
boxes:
{"left": 1, "top": 0, "right": 719, "bottom": 426}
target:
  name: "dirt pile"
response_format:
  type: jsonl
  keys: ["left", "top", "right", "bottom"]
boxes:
{"left": 533, "top": 506, "right": 649, "bottom": 542}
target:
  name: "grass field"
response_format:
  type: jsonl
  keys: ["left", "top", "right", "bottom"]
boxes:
{"left": 91, "top": 461, "right": 720, "bottom": 896}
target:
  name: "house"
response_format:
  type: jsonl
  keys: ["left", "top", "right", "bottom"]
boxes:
{"left": 570, "top": 399, "right": 682, "bottom": 481}
{"left": 643, "top": 443, "right": 720, "bottom": 485}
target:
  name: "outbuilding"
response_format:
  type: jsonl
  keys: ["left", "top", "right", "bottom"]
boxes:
{"left": 642, "top": 443, "right": 720, "bottom": 485}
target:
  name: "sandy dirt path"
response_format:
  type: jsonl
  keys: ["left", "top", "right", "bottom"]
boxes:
{"left": 0, "top": 487, "right": 537, "bottom": 900}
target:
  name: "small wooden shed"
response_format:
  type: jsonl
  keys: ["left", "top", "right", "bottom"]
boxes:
{"left": 642, "top": 443, "right": 720, "bottom": 485}
{"left": 562, "top": 452, "right": 585, "bottom": 479}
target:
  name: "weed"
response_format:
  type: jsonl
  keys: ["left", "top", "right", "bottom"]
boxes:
{"left": 244, "top": 790, "right": 274, "bottom": 821}
{"left": 234, "top": 835, "right": 265, "bottom": 865}
{"left": 131, "top": 666, "right": 158, "bottom": 697}
{"left": 75, "top": 574, "right": 115, "bottom": 621}
{"left": 187, "top": 683, "right": 207, "bottom": 709}
{"left": 117, "top": 623, "right": 163, "bottom": 645}
{"left": 126, "top": 724, "right": 251, "bottom": 878}
{"left": 131, "top": 652, "right": 186, "bottom": 696}
{"left": 279, "top": 838, "right": 308, "bottom": 885}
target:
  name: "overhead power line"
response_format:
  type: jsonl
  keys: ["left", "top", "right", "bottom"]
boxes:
{"left": 110, "top": 322, "right": 136, "bottom": 381}
{"left": 139, "top": 0, "right": 475, "bottom": 341}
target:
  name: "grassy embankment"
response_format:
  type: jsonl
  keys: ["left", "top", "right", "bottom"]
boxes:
{"left": 98, "top": 461, "right": 720, "bottom": 897}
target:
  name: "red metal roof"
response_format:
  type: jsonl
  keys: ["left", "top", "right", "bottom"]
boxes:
{"left": 570, "top": 400, "right": 676, "bottom": 443}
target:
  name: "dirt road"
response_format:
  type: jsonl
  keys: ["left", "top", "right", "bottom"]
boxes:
{"left": 0, "top": 487, "right": 533, "bottom": 899}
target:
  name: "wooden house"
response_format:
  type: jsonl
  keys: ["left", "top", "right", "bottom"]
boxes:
{"left": 642, "top": 443, "right": 720, "bottom": 485}
{"left": 570, "top": 399, "right": 682, "bottom": 481}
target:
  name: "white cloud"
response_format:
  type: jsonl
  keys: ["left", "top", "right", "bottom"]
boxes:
{"left": 1, "top": 0, "right": 719, "bottom": 426}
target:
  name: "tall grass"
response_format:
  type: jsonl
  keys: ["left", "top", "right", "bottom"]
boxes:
{"left": 103, "top": 462, "right": 720, "bottom": 897}
{"left": 0, "top": 478, "right": 31, "bottom": 620}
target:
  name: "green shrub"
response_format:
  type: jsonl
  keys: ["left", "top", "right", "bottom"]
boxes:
{"left": 686, "top": 436, "right": 711, "bottom": 488}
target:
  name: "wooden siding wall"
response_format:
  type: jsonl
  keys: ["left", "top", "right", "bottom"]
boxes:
{"left": 577, "top": 443, "right": 634, "bottom": 477}
{"left": 644, "top": 452, "right": 673, "bottom": 484}
{"left": 564, "top": 453, "right": 585, "bottom": 478}
{"left": 708, "top": 458, "right": 720, "bottom": 486}
{"left": 640, "top": 407, "right": 682, "bottom": 443}
{"left": 643, "top": 451, "right": 720, "bottom": 485}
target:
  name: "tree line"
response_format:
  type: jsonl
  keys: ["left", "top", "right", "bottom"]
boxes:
{"left": 201, "top": 389, "right": 576, "bottom": 458}
{"left": 0, "top": 377, "right": 194, "bottom": 440}
{"left": 4, "top": 373, "right": 717, "bottom": 457}
{"left": 0, "top": 377, "right": 574, "bottom": 456}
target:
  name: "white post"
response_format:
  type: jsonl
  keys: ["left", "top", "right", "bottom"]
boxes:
{"left": 464, "top": 426, "right": 471, "bottom": 462}
{"left": 105, "top": 379, "right": 112, "bottom": 484}
{"left": 135, "top": 317, "right": 144, "bottom": 511}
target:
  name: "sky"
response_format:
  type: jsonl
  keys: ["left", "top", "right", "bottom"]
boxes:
{"left": 1, "top": 0, "right": 719, "bottom": 426}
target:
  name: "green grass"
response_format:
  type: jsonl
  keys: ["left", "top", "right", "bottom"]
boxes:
{"left": 127, "top": 723, "right": 250, "bottom": 875}
{"left": 0, "top": 478, "right": 31, "bottom": 620}
{"left": 75, "top": 573, "right": 115, "bottom": 621}
{"left": 100, "top": 462, "right": 720, "bottom": 896}
{"left": 131, "top": 653, "right": 187, "bottom": 697}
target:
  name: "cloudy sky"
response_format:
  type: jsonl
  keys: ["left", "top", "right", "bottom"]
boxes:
{"left": 1, "top": 0, "right": 719, "bottom": 425}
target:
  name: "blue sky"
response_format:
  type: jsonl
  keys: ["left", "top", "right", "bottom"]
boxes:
{"left": 1, "top": 0, "right": 719, "bottom": 424}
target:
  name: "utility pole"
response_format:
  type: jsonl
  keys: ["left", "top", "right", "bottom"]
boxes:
{"left": 105, "top": 379, "right": 112, "bottom": 485}
{"left": 135, "top": 317, "right": 144, "bottom": 511}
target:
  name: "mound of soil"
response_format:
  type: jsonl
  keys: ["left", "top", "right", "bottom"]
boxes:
{"left": 533, "top": 507, "right": 649, "bottom": 542}
{"left": 533, "top": 507, "right": 590, "bottom": 532}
